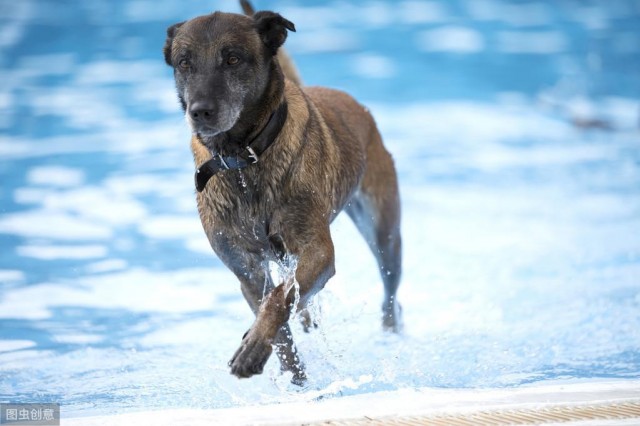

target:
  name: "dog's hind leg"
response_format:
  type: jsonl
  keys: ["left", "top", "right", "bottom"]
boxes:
{"left": 346, "top": 131, "right": 403, "bottom": 333}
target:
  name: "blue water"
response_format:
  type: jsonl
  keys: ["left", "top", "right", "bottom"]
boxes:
{"left": 1, "top": 0, "right": 639, "bottom": 418}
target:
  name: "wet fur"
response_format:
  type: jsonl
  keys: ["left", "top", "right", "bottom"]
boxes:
{"left": 164, "top": 4, "right": 402, "bottom": 383}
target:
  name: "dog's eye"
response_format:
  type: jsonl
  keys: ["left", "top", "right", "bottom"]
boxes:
{"left": 227, "top": 56, "right": 240, "bottom": 66}
{"left": 178, "top": 59, "right": 190, "bottom": 70}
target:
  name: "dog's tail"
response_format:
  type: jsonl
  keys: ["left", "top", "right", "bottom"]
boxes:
{"left": 240, "top": 0, "right": 303, "bottom": 86}
{"left": 239, "top": 0, "right": 255, "bottom": 15}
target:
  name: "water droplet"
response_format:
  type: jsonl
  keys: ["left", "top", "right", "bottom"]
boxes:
{"left": 238, "top": 170, "right": 247, "bottom": 188}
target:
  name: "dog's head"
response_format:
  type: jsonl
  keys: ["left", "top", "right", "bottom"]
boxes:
{"left": 163, "top": 11, "right": 295, "bottom": 137}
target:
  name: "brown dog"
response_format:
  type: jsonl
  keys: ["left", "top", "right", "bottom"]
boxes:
{"left": 163, "top": 4, "right": 402, "bottom": 384}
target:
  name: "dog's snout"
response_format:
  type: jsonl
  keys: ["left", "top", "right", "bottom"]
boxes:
{"left": 189, "top": 102, "right": 216, "bottom": 123}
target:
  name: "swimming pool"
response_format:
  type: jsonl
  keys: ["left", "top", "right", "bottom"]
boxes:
{"left": 1, "top": 0, "right": 639, "bottom": 421}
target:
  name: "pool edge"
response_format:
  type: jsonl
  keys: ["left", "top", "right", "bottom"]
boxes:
{"left": 62, "top": 379, "right": 640, "bottom": 425}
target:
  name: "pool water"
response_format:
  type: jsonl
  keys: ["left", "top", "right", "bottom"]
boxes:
{"left": 1, "top": 0, "right": 639, "bottom": 419}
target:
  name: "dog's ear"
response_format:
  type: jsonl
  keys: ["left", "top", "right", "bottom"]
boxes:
{"left": 163, "top": 21, "right": 184, "bottom": 66}
{"left": 253, "top": 11, "right": 296, "bottom": 55}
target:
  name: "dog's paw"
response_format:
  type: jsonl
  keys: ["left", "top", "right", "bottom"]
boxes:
{"left": 382, "top": 300, "right": 403, "bottom": 334}
{"left": 290, "top": 369, "right": 307, "bottom": 386}
{"left": 275, "top": 346, "right": 307, "bottom": 385}
{"left": 228, "top": 329, "right": 273, "bottom": 378}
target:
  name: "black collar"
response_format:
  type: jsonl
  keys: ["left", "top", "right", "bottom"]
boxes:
{"left": 194, "top": 101, "right": 288, "bottom": 192}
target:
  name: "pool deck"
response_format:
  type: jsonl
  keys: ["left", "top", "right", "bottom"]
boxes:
{"left": 64, "top": 380, "right": 640, "bottom": 425}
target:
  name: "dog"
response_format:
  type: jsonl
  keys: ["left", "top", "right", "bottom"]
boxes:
{"left": 163, "top": 2, "right": 402, "bottom": 384}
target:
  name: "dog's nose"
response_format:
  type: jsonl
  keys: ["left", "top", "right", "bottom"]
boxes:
{"left": 189, "top": 102, "right": 216, "bottom": 123}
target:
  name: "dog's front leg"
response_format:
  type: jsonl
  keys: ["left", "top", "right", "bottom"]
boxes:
{"left": 273, "top": 321, "right": 306, "bottom": 384}
{"left": 229, "top": 226, "right": 335, "bottom": 383}
{"left": 229, "top": 282, "right": 296, "bottom": 379}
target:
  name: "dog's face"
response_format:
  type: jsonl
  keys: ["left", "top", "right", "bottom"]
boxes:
{"left": 164, "top": 11, "right": 295, "bottom": 137}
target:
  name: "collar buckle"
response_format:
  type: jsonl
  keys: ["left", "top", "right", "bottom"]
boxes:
{"left": 246, "top": 146, "right": 259, "bottom": 164}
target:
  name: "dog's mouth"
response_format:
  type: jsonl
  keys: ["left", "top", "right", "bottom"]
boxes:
{"left": 193, "top": 127, "right": 222, "bottom": 138}
{"left": 184, "top": 114, "right": 221, "bottom": 137}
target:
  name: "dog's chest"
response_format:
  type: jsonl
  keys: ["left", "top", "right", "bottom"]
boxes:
{"left": 197, "top": 170, "right": 282, "bottom": 249}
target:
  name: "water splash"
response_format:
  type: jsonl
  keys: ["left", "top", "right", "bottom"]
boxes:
{"left": 262, "top": 274, "right": 270, "bottom": 300}
{"left": 268, "top": 254, "right": 301, "bottom": 319}
{"left": 288, "top": 277, "right": 301, "bottom": 322}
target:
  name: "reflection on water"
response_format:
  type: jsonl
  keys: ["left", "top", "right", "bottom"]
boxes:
{"left": 0, "top": 0, "right": 639, "bottom": 418}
